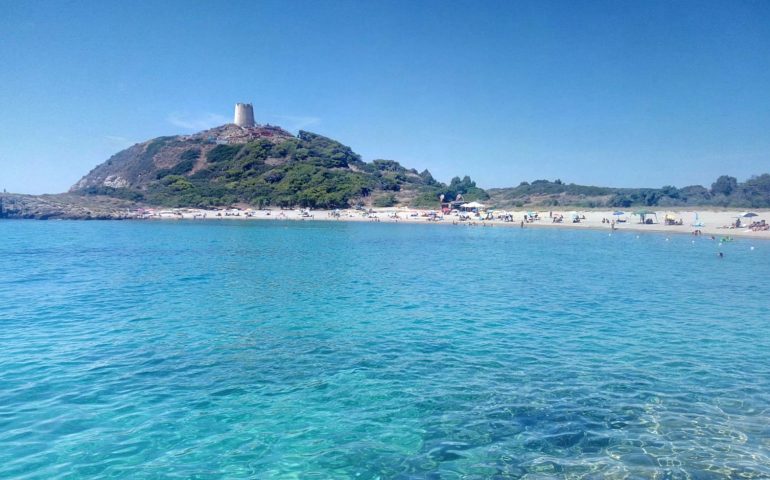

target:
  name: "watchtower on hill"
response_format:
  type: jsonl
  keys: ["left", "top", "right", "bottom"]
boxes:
{"left": 234, "top": 103, "right": 255, "bottom": 127}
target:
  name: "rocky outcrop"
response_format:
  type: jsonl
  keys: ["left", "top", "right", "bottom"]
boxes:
{"left": 0, "top": 193, "right": 141, "bottom": 220}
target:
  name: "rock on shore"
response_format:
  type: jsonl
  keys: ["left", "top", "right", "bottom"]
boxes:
{"left": 0, "top": 193, "right": 141, "bottom": 220}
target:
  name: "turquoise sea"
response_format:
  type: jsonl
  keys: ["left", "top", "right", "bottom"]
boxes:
{"left": 1, "top": 220, "right": 769, "bottom": 479}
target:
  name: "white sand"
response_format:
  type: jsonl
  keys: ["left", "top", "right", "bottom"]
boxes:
{"left": 143, "top": 207, "right": 770, "bottom": 240}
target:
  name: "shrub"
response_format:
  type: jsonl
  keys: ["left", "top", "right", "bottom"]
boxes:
{"left": 207, "top": 144, "right": 241, "bottom": 163}
{"left": 374, "top": 194, "right": 397, "bottom": 207}
{"left": 180, "top": 148, "right": 201, "bottom": 161}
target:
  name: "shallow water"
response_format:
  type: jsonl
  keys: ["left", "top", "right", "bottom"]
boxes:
{"left": 1, "top": 220, "right": 769, "bottom": 479}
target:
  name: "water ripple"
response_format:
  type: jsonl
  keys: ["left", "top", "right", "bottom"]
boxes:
{"left": 0, "top": 220, "right": 769, "bottom": 478}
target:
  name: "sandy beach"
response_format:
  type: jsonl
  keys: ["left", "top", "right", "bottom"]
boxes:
{"left": 142, "top": 207, "right": 770, "bottom": 240}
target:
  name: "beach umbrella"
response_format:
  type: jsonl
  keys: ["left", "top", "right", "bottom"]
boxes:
{"left": 613, "top": 211, "right": 624, "bottom": 216}
{"left": 741, "top": 212, "right": 758, "bottom": 218}
{"left": 633, "top": 210, "right": 657, "bottom": 223}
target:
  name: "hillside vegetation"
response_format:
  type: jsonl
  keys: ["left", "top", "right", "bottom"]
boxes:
{"left": 72, "top": 126, "right": 488, "bottom": 209}
{"left": 488, "top": 175, "right": 770, "bottom": 209}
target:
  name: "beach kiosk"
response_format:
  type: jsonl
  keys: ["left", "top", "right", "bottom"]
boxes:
{"left": 461, "top": 201, "right": 486, "bottom": 212}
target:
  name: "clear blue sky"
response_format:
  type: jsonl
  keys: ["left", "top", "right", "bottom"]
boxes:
{"left": 1, "top": 0, "right": 769, "bottom": 194}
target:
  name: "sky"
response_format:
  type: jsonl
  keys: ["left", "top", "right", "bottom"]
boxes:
{"left": 1, "top": 0, "right": 769, "bottom": 194}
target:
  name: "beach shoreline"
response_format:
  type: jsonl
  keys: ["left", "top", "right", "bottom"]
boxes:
{"left": 140, "top": 207, "right": 770, "bottom": 240}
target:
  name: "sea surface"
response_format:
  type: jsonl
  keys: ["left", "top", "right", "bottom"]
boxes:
{"left": 1, "top": 220, "right": 769, "bottom": 479}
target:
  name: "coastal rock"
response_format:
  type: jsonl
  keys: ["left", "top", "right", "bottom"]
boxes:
{"left": 0, "top": 193, "right": 139, "bottom": 220}
{"left": 103, "top": 175, "right": 129, "bottom": 189}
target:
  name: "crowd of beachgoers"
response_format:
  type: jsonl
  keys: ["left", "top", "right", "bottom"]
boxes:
{"left": 139, "top": 206, "right": 770, "bottom": 239}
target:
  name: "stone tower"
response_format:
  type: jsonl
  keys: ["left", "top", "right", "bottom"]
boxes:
{"left": 234, "top": 103, "right": 255, "bottom": 127}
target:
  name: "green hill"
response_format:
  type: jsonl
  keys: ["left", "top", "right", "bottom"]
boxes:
{"left": 71, "top": 124, "right": 488, "bottom": 209}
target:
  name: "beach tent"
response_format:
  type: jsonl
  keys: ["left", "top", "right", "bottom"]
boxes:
{"left": 462, "top": 201, "right": 486, "bottom": 210}
{"left": 633, "top": 210, "right": 658, "bottom": 224}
